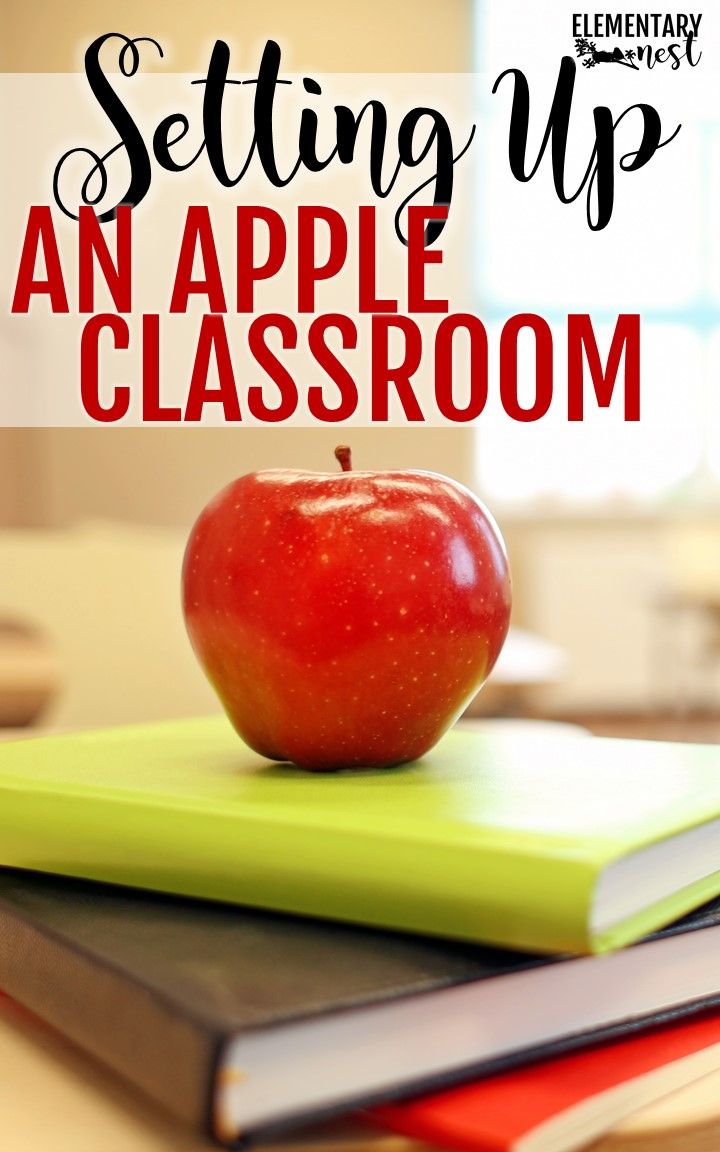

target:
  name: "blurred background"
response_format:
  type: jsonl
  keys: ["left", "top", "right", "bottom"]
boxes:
{"left": 2, "top": 0, "right": 720, "bottom": 738}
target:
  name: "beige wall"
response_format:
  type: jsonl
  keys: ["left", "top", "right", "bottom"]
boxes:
{"left": 2, "top": 0, "right": 473, "bottom": 531}
{"left": 1, "top": 0, "right": 470, "bottom": 72}
{"left": 0, "top": 432, "right": 26, "bottom": 525}
{"left": 32, "top": 428, "right": 474, "bottom": 529}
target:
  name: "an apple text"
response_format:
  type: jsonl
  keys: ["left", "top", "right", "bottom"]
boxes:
{"left": 11, "top": 204, "right": 640, "bottom": 424}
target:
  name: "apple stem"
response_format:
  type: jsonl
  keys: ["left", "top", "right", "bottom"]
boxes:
{"left": 335, "top": 445, "right": 353, "bottom": 472}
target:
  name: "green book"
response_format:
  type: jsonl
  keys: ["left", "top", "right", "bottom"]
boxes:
{"left": 0, "top": 717, "right": 718, "bottom": 955}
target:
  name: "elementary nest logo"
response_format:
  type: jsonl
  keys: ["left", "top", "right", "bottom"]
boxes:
{"left": 572, "top": 11, "right": 702, "bottom": 71}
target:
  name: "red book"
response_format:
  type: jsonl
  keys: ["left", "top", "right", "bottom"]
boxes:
{"left": 370, "top": 1013, "right": 720, "bottom": 1152}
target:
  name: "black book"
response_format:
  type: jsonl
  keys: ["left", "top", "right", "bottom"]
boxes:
{"left": 0, "top": 869, "right": 719, "bottom": 1146}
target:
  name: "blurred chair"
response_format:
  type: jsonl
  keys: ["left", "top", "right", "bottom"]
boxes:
{"left": 0, "top": 618, "right": 61, "bottom": 727}
{"left": 0, "top": 522, "right": 219, "bottom": 729}
{"left": 654, "top": 523, "right": 720, "bottom": 713}
{"left": 464, "top": 628, "right": 567, "bottom": 717}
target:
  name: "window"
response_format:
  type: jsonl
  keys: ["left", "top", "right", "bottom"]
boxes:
{"left": 473, "top": 4, "right": 719, "bottom": 510}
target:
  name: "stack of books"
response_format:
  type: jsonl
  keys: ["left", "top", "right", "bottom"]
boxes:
{"left": 0, "top": 715, "right": 719, "bottom": 1151}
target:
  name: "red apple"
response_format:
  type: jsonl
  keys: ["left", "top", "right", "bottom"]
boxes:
{"left": 182, "top": 447, "right": 511, "bottom": 770}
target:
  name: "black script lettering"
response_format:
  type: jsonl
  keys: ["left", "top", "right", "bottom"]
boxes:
{"left": 54, "top": 34, "right": 162, "bottom": 222}
{"left": 53, "top": 35, "right": 474, "bottom": 245}
{"left": 492, "top": 56, "right": 680, "bottom": 230}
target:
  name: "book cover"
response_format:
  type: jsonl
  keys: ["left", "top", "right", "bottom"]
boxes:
{"left": 371, "top": 1012, "right": 720, "bottom": 1152}
{"left": 4, "top": 965, "right": 720, "bottom": 1152}
{"left": 1, "top": 869, "right": 720, "bottom": 1144}
{"left": 0, "top": 716, "right": 719, "bottom": 954}
{"left": 0, "top": 983, "right": 416, "bottom": 1152}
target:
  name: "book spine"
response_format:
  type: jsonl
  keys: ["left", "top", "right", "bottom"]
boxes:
{"left": 0, "top": 896, "right": 221, "bottom": 1132}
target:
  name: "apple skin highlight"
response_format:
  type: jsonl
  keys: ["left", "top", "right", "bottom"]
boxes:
{"left": 182, "top": 450, "right": 511, "bottom": 770}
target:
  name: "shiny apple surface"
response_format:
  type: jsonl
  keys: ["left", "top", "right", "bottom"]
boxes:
{"left": 183, "top": 459, "right": 511, "bottom": 770}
